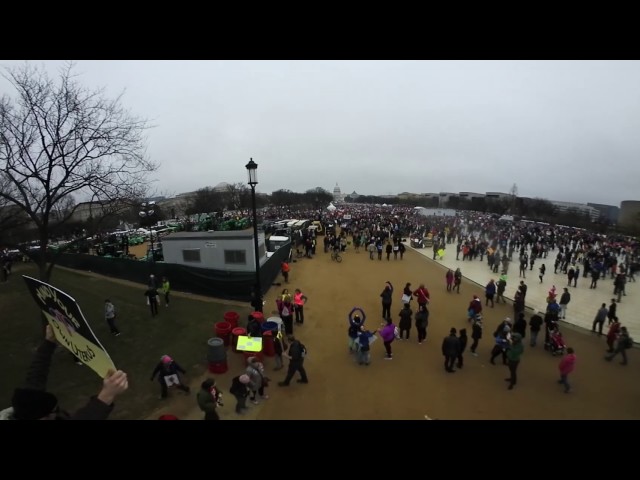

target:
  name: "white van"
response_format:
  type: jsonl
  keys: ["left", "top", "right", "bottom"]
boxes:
{"left": 266, "top": 235, "right": 291, "bottom": 258}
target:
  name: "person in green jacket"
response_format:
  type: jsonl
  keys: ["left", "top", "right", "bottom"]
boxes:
{"left": 197, "top": 379, "right": 221, "bottom": 420}
{"left": 161, "top": 276, "right": 170, "bottom": 307}
{"left": 505, "top": 332, "right": 524, "bottom": 390}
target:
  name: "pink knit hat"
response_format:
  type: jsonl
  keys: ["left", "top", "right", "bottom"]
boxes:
{"left": 239, "top": 374, "right": 250, "bottom": 384}
{"left": 161, "top": 355, "right": 173, "bottom": 364}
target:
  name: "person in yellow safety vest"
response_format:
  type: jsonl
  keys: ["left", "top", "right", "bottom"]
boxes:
{"left": 161, "top": 276, "right": 170, "bottom": 307}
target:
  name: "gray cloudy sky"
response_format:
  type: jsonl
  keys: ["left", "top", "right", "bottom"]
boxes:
{"left": 2, "top": 60, "right": 639, "bottom": 206}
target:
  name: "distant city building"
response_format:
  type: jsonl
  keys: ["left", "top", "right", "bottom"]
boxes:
{"left": 437, "top": 192, "right": 458, "bottom": 207}
{"left": 619, "top": 200, "right": 640, "bottom": 228}
{"left": 213, "top": 182, "right": 231, "bottom": 193}
{"left": 485, "top": 192, "right": 512, "bottom": 200}
{"left": 550, "top": 200, "right": 599, "bottom": 221}
{"left": 587, "top": 203, "right": 619, "bottom": 223}
{"left": 333, "top": 183, "right": 345, "bottom": 203}
{"left": 458, "top": 192, "right": 485, "bottom": 199}
{"left": 348, "top": 191, "right": 360, "bottom": 200}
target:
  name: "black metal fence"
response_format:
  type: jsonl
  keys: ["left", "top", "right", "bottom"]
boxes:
{"left": 52, "top": 243, "right": 291, "bottom": 302}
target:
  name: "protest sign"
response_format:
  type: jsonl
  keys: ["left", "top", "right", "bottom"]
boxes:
{"left": 23, "top": 276, "right": 116, "bottom": 378}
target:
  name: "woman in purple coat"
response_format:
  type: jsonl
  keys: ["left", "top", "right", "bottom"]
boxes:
{"left": 378, "top": 316, "right": 396, "bottom": 360}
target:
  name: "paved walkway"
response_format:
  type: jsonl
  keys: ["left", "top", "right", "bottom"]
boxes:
{"left": 407, "top": 244, "right": 639, "bottom": 343}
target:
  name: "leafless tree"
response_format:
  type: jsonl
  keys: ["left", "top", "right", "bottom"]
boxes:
{"left": 0, "top": 62, "right": 158, "bottom": 280}
{"left": 224, "top": 182, "right": 251, "bottom": 211}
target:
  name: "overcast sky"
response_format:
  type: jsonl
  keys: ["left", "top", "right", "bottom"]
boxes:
{"left": 2, "top": 60, "right": 639, "bottom": 206}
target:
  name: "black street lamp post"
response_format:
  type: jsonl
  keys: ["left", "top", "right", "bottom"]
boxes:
{"left": 139, "top": 201, "right": 156, "bottom": 262}
{"left": 246, "top": 159, "right": 263, "bottom": 312}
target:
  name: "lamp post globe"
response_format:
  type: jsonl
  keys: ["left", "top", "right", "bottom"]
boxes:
{"left": 139, "top": 201, "right": 157, "bottom": 262}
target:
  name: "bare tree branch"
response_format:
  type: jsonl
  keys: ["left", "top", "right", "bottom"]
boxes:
{"left": 0, "top": 62, "right": 158, "bottom": 280}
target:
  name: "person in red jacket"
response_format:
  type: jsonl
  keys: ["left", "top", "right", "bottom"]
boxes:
{"left": 413, "top": 284, "right": 430, "bottom": 309}
{"left": 606, "top": 318, "right": 621, "bottom": 353}
{"left": 558, "top": 347, "right": 576, "bottom": 393}
{"left": 467, "top": 295, "right": 482, "bottom": 322}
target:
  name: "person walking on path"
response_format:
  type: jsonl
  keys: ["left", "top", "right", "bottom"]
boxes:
{"left": 378, "top": 317, "right": 396, "bottom": 360}
{"left": 457, "top": 328, "right": 468, "bottom": 369}
{"left": 558, "top": 347, "right": 576, "bottom": 393}
{"left": 453, "top": 268, "right": 462, "bottom": 293}
{"left": 413, "top": 283, "right": 430, "bottom": 309}
{"left": 415, "top": 304, "right": 429, "bottom": 344}
{"left": 592, "top": 303, "right": 608, "bottom": 336}
{"left": 539, "top": 264, "right": 546, "bottom": 283}
{"left": 104, "top": 299, "right": 120, "bottom": 336}
{"left": 197, "top": 379, "right": 221, "bottom": 420}
{"left": 606, "top": 318, "right": 621, "bottom": 353}
{"left": 150, "top": 355, "right": 190, "bottom": 400}
{"left": 470, "top": 315, "right": 482, "bottom": 356}
{"left": 442, "top": 327, "right": 461, "bottom": 373}
{"left": 605, "top": 326, "right": 633, "bottom": 365}
{"left": 607, "top": 299, "right": 617, "bottom": 325}
{"left": 278, "top": 335, "right": 309, "bottom": 386}
{"left": 397, "top": 303, "right": 413, "bottom": 341}
{"left": 229, "top": 374, "right": 251, "bottom": 415}
{"left": 505, "top": 333, "right": 524, "bottom": 390}
{"left": 144, "top": 286, "right": 159, "bottom": 317}
{"left": 446, "top": 269, "right": 454, "bottom": 292}
{"left": 485, "top": 279, "right": 496, "bottom": 308}
{"left": 496, "top": 275, "right": 507, "bottom": 304}
{"left": 380, "top": 281, "right": 394, "bottom": 319}
{"left": 559, "top": 288, "right": 571, "bottom": 320}
{"left": 281, "top": 260, "right": 290, "bottom": 284}
{"left": 528, "top": 313, "right": 543, "bottom": 347}
{"left": 293, "top": 288, "right": 308, "bottom": 325}
{"left": 161, "top": 276, "right": 171, "bottom": 307}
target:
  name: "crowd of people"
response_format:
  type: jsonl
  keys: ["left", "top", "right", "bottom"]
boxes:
{"left": 5, "top": 203, "right": 637, "bottom": 420}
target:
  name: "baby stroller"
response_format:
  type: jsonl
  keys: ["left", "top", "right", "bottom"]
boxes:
{"left": 545, "top": 322, "right": 566, "bottom": 356}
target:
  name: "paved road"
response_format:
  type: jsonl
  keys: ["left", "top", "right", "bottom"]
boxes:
{"left": 410, "top": 243, "right": 639, "bottom": 342}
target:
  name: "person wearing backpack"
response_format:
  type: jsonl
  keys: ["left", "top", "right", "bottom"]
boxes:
{"left": 278, "top": 335, "right": 309, "bottom": 386}
{"left": 605, "top": 326, "right": 633, "bottom": 365}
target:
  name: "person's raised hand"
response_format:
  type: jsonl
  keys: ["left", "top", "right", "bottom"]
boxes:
{"left": 97, "top": 369, "right": 129, "bottom": 405}
{"left": 45, "top": 324, "right": 57, "bottom": 344}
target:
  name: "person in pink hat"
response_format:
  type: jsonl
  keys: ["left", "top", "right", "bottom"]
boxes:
{"left": 150, "top": 355, "right": 190, "bottom": 400}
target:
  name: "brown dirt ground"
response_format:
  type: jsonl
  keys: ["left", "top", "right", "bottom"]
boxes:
{"left": 95, "top": 238, "right": 640, "bottom": 420}
{"left": 245, "top": 243, "right": 639, "bottom": 420}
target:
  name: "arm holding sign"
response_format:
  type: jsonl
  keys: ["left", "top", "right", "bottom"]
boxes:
{"left": 23, "top": 324, "right": 58, "bottom": 391}
{"left": 8, "top": 325, "right": 128, "bottom": 420}
{"left": 71, "top": 370, "right": 128, "bottom": 420}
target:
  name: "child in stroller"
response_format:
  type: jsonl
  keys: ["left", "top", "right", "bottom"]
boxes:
{"left": 545, "top": 322, "right": 567, "bottom": 356}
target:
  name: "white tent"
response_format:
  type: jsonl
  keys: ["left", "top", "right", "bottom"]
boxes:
{"left": 327, "top": 203, "right": 337, "bottom": 212}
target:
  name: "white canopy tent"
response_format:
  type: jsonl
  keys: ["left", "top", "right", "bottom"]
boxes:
{"left": 327, "top": 203, "right": 337, "bottom": 212}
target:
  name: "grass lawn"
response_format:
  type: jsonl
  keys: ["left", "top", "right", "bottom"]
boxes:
{"left": 0, "top": 263, "right": 251, "bottom": 420}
